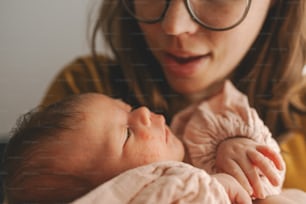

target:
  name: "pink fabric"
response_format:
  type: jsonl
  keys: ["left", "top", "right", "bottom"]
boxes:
{"left": 73, "top": 81, "right": 284, "bottom": 203}
{"left": 72, "top": 161, "right": 231, "bottom": 204}
{"left": 171, "top": 80, "right": 285, "bottom": 196}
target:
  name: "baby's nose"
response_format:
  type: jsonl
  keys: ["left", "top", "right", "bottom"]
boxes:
{"left": 131, "top": 106, "right": 151, "bottom": 126}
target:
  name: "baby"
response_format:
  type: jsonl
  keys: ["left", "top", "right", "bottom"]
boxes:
{"left": 3, "top": 83, "right": 284, "bottom": 203}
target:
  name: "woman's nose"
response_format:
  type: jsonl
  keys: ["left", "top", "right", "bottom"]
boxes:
{"left": 130, "top": 106, "right": 151, "bottom": 126}
{"left": 161, "top": 0, "right": 199, "bottom": 36}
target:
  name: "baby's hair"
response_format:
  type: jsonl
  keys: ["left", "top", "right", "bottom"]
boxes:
{"left": 3, "top": 94, "right": 94, "bottom": 203}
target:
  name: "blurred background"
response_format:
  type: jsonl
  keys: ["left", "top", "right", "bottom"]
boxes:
{"left": 0, "top": 0, "right": 98, "bottom": 140}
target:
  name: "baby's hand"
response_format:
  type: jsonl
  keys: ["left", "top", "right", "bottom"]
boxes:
{"left": 213, "top": 173, "right": 252, "bottom": 204}
{"left": 215, "top": 137, "right": 285, "bottom": 199}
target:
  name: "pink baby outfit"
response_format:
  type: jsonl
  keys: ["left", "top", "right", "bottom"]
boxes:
{"left": 171, "top": 80, "right": 285, "bottom": 197}
{"left": 72, "top": 161, "right": 234, "bottom": 204}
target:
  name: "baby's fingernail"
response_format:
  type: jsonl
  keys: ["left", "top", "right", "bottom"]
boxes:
{"left": 273, "top": 174, "right": 281, "bottom": 186}
{"left": 280, "top": 160, "right": 286, "bottom": 170}
{"left": 259, "top": 192, "right": 266, "bottom": 199}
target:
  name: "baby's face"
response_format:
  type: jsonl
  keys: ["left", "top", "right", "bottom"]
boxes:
{"left": 69, "top": 93, "right": 184, "bottom": 183}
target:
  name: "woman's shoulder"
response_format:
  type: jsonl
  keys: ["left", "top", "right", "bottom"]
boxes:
{"left": 280, "top": 77, "right": 306, "bottom": 191}
{"left": 41, "top": 55, "right": 122, "bottom": 106}
{"left": 281, "top": 131, "right": 306, "bottom": 191}
{"left": 60, "top": 54, "right": 117, "bottom": 75}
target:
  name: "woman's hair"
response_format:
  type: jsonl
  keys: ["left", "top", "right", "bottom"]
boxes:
{"left": 91, "top": 0, "right": 306, "bottom": 137}
{"left": 3, "top": 95, "right": 92, "bottom": 203}
{"left": 232, "top": 0, "right": 306, "bottom": 136}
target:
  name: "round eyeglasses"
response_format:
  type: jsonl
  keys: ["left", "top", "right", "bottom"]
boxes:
{"left": 122, "top": 0, "right": 252, "bottom": 31}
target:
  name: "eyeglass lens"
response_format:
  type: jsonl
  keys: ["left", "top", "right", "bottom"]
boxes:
{"left": 123, "top": 0, "right": 250, "bottom": 30}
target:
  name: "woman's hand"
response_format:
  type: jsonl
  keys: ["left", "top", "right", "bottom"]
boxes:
{"left": 215, "top": 137, "right": 285, "bottom": 199}
{"left": 213, "top": 173, "right": 252, "bottom": 204}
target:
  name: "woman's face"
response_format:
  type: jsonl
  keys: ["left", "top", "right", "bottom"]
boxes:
{"left": 138, "top": 0, "right": 273, "bottom": 95}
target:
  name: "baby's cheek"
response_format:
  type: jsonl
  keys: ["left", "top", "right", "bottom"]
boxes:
{"left": 145, "top": 152, "right": 164, "bottom": 164}
{"left": 137, "top": 146, "right": 165, "bottom": 165}
{"left": 137, "top": 131, "right": 153, "bottom": 141}
{"left": 130, "top": 134, "right": 168, "bottom": 165}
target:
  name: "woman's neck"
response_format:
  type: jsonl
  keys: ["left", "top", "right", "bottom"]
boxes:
{"left": 184, "top": 80, "right": 226, "bottom": 104}
{"left": 175, "top": 80, "right": 224, "bottom": 106}
{"left": 168, "top": 80, "right": 226, "bottom": 120}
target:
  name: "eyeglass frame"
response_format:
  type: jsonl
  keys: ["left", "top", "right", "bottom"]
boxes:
{"left": 122, "top": 0, "right": 252, "bottom": 31}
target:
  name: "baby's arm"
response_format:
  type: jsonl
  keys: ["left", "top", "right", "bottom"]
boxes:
{"left": 216, "top": 137, "right": 285, "bottom": 199}
{"left": 181, "top": 81, "right": 286, "bottom": 199}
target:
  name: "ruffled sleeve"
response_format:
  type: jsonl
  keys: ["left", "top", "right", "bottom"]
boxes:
{"left": 172, "top": 80, "right": 285, "bottom": 196}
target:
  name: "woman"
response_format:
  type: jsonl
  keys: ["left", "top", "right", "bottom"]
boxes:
{"left": 41, "top": 0, "right": 306, "bottom": 190}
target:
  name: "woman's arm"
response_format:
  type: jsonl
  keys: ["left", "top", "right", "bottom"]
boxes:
{"left": 253, "top": 189, "right": 306, "bottom": 204}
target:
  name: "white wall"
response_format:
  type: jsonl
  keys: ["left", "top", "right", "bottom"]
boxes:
{"left": 0, "top": 0, "right": 96, "bottom": 138}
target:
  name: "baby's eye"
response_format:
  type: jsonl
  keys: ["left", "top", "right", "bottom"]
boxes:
{"left": 126, "top": 127, "right": 131, "bottom": 141}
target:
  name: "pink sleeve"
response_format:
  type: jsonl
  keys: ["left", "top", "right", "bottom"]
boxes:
{"left": 181, "top": 81, "right": 285, "bottom": 196}
{"left": 72, "top": 162, "right": 231, "bottom": 204}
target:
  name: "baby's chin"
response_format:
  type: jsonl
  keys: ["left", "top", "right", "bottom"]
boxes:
{"left": 171, "top": 135, "right": 185, "bottom": 162}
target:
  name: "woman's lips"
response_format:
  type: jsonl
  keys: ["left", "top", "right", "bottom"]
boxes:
{"left": 163, "top": 52, "right": 210, "bottom": 77}
{"left": 168, "top": 53, "right": 204, "bottom": 64}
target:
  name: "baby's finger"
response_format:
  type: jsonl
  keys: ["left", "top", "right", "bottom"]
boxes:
{"left": 238, "top": 151, "right": 265, "bottom": 198}
{"left": 222, "top": 160, "right": 253, "bottom": 195}
{"left": 233, "top": 187, "right": 252, "bottom": 204}
{"left": 256, "top": 145, "right": 285, "bottom": 170}
{"left": 247, "top": 149, "right": 280, "bottom": 186}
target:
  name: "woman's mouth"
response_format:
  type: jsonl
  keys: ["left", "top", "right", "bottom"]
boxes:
{"left": 163, "top": 52, "right": 210, "bottom": 77}
{"left": 169, "top": 54, "right": 204, "bottom": 64}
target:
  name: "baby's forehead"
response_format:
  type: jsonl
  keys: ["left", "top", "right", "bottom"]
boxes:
{"left": 81, "top": 93, "right": 131, "bottom": 109}
{"left": 113, "top": 98, "right": 132, "bottom": 109}
{"left": 80, "top": 93, "right": 115, "bottom": 102}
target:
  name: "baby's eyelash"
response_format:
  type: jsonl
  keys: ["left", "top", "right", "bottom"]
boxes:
{"left": 126, "top": 127, "right": 131, "bottom": 140}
